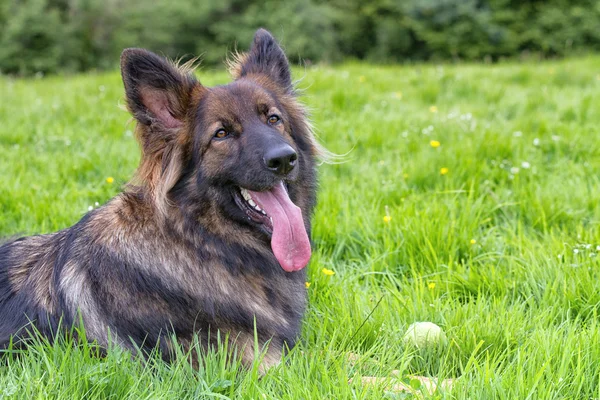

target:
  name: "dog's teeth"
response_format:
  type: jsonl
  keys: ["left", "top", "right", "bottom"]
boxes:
{"left": 269, "top": 217, "right": 273, "bottom": 224}
{"left": 241, "top": 188, "right": 251, "bottom": 201}
{"left": 240, "top": 188, "right": 266, "bottom": 215}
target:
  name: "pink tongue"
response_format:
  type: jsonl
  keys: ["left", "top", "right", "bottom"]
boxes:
{"left": 248, "top": 182, "right": 311, "bottom": 272}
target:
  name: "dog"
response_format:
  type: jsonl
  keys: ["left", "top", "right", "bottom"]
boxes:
{"left": 0, "top": 29, "right": 322, "bottom": 370}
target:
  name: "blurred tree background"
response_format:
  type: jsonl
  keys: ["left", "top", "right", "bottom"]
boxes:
{"left": 1, "top": 0, "right": 600, "bottom": 75}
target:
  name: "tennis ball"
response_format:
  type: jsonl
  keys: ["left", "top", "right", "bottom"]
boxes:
{"left": 402, "top": 322, "right": 447, "bottom": 348}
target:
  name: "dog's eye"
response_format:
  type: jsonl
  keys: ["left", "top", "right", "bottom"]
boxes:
{"left": 267, "top": 115, "right": 280, "bottom": 125}
{"left": 214, "top": 129, "right": 228, "bottom": 139}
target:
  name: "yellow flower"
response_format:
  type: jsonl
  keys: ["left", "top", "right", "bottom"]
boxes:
{"left": 470, "top": 239, "right": 477, "bottom": 245}
{"left": 430, "top": 140, "right": 441, "bottom": 148}
{"left": 383, "top": 215, "right": 391, "bottom": 223}
{"left": 440, "top": 167, "right": 449, "bottom": 175}
{"left": 394, "top": 91, "right": 402, "bottom": 99}
{"left": 322, "top": 268, "right": 335, "bottom": 276}
{"left": 305, "top": 282, "right": 311, "bottom": 288}
{"left": 106, "top": 177, "right": 114, "bottom": 184}
{"left": 428, "top": 282, "right": 436, "bottom": 290}
{"left": 403, "top": 173, "right": 409, "bottom": 178}
{"left": 359, "top": 76, "right": 366, "bottom": 83}
{"left": 429, "top": 105, "right": 438, "bottom": 113}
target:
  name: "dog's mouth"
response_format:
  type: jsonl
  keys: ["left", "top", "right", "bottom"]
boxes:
{"left": 235, "top": 187, "right": 274, "bottom": 233}
{"left": 233, "top": 182, "right": 311, "bottom": 272}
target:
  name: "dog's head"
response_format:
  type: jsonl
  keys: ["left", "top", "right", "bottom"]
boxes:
{"left": 120, "top": 29, "right": 320, "bottom": 272}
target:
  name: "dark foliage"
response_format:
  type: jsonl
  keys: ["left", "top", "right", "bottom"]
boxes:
{"left": 1, "top": 0, "right": 600, "bottom": 75}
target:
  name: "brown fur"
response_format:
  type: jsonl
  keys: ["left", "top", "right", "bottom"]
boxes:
{"left": 0, "top": 29, "right": 320, "bottom": 371}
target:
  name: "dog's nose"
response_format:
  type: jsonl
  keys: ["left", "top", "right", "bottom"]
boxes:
{"left": 264, "top": 145, "right": 297, "bottom": 175}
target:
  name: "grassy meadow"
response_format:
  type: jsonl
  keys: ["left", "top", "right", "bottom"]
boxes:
{"left": 2, "top": 57, "right": 600, "bottom": 398}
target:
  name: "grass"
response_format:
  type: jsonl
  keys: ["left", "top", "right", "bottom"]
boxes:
{"left": 2, "top": 56, "right": 600, "bottom": 398}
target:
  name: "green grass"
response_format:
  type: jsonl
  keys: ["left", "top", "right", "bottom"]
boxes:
{"left": 2, "top": 56, "right": 600, "bottom": 399}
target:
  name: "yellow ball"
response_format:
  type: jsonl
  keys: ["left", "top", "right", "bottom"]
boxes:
{"left": 402, "top": 322, "right": 447, "bottom": 348}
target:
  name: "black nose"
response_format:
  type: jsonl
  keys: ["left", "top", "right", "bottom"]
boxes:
{"left": 264, "top": 144, "right": 297, "bottom": 175}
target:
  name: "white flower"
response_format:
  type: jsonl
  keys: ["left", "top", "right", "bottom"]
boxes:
{"left": 510, "top": 167, "right": 520, "bottom": 174}
{"left": 533, "top": 138, "right": 540, "bottom": 146}
{"left": 521, "top": 162, "right": 531, "bottom": 169}
{"left": 421, "top": 125, "right": 434, "bottom": 135}
{"left": 513, "top": 131, "right": 523, "bottom": 137}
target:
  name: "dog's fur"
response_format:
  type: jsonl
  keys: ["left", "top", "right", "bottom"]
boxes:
{"left": 0, "top": 29, "right": 320, "bottom": 369}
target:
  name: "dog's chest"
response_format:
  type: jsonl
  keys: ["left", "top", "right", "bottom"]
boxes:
{"left": 122, "top": 234, "right": 306, "bottom": 331}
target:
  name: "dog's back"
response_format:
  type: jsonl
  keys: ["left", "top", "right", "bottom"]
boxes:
{"left": 0, "top": 232, "right": 61, "bottom": 347}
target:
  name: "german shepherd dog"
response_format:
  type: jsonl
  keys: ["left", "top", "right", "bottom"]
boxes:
{"left": 0, "top": 29, "right": 321, "bottom": 370}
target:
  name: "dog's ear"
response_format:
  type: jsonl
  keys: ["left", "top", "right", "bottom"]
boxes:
{"left": 121, "top": 48, "right": 199, "bottom": 129}
{"left": 233, "top": 29, "right": 292, "bottom": 92}
{"left": 121, "top": 49, "right": 200, "bottom": 214}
